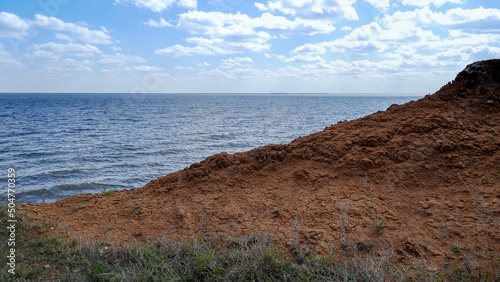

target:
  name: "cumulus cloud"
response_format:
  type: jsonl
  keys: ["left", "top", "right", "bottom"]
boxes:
{"left": 156, "top": 10, "right": 335, "bottom": 56}
{"left": 197, "top": 61, "right": 211, "bottom": 67}
{"left": 430, "top": 7, "right": 500, "bottom": 32}
{"left": 29, "top": 42, "right": 102, "bottom": 58}
{"left": 400, "top": 0, "right": 465, "bottom": 7}
{"left": 292, "top": 44, "right": 327, "bottom": 54}
{"left": 32, "top": 14, "right": 112, "bottom": 44}
{"left": 55, "top": 33, "right": 74, "bottom": 42}
{"left": 44, "top": 58, "right": 93, "bottom": 72}
{"left": 114, "top": 0, "right": 197, "bottom": 12}
{"left": 220, "top": 57, "right": 252, "bottom": 68}
{"left": 155, "top": 44, "right": 217, "bottom": 56}
{"left": 0, "top": 12, "right": 31, "bottom": 39}
{"left": 378, "top": 7, "right": 500, "bottom": 47}
{"left": 97, "top": 53, "right": 146, "bottom": 66}
{"left": 144, "top": 18, "right": 173, "bottom": 27}
{"left": 319, "top": 22, "right": 390, "bottom": 54}
{"left": 293, "top": 5, "right": 498, "bottom": 58}
{"left": 382, "top": 6, "right": 500, "bottom": 30}
{"left": 199, "top": 67, "right": 275, "bottom": 80}
{"left": 0, "top": 43, "right": 23, "bottom": 66}
{"left": 125, "top": 65, "right": 165, "bottom": 72}
{"left": 177, "top": 11, "right": 335, "bottom": 36}
{"left": 25, "top": 50, "right": 60, "bottom": 61}
{"left": 363, "top": 0, "right": 390, "bottom": 10}
{"left": 255, "top": 0, "right": 358, "bottom": 22}
{"left": 282, "top": 54, "right": 326, "bottom": 64}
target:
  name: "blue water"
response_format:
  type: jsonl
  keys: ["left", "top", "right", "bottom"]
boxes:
{"left": 0, "top": 93, "right": 422, "bottom": 203}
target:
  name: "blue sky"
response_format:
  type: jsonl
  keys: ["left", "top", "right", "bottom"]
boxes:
{"left": 0, "top": 0, "right": 499, "bottom": 93}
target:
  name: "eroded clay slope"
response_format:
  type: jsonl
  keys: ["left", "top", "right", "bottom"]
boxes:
{"left": 21, "top": 59, "right": 500, "bottom": 270}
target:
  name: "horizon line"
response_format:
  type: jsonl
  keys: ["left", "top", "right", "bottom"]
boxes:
{"left": 0, "top": 92, "right": 427, "bottom": 95}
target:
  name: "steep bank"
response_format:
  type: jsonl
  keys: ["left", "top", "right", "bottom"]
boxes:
{"left": 20, "top": 60, "right": 499, "bottom": 270}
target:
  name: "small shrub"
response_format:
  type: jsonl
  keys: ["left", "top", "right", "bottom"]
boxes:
{"left": 70, "top": 204, "right": 86, "bottom": 213}
{"left": 100, "top": 188, "right": 114, "bottom": 196}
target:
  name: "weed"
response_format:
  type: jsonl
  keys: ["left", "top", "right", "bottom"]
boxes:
{"left": 336, "top": 199, "right": 352, "bottom": 248}
{"left": 132, "top": 202, "right": 141, "bottom": 215}
{"left": 100, "top": 188, "right": 114, "bottom": 196}
{"left": 373, "top": 217, "right": 386, "bottom": 234}
{"left": 453, "top": 243, "right": 462, "bottom": 253}
{"left": 70, "top": 204, "right": 86, "bottom": 213}
{"left": 70, "top": 238, "right": 79, "bottom": 247}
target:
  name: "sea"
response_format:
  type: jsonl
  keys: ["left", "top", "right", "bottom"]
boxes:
{"left": 0, "top": 93, "right": 422, "bottom": 203}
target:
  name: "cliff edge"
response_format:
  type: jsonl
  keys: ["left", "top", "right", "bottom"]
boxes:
{"left": 21, "top": 60, "right": 500, "bottom": 270}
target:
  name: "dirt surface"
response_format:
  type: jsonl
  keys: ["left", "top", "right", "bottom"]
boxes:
{"left": 20, "top": 59, "right": 500, "bottom": 271}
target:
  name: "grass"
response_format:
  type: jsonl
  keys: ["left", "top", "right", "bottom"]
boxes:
{"left": 99, "top": 188, "right": 115, "bottom": 196}
{"left": 1, "top": 205, "right": 497, "bottom": 281}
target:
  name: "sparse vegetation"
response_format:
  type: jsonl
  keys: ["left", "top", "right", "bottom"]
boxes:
{"left": 373, "top": 217, "right": 386, "bottom": 234}
{"left": 70, "top": 203, "right": 86, "bottom": 213}
{"left": 100, "top": 188, "right": 114, "bottom": 196}
{"left": 1, "top": 205, "right": 496, "bottom": 281}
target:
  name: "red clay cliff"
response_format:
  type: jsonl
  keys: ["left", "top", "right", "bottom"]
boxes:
{"left": 21, "top": 59, "right": 500, "bottom": 270}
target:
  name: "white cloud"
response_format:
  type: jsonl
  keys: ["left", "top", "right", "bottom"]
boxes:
{"left": 400, "top": 0, "right": 465, "bottom": 7}
{"left": 29, "top": 42, "right": 102, "bottom": 57}
{"left": 144, "top": 18, "right": 173, "bottom": 27}
{"left": 32, "top": 14, "right": 112, "bottom": 44}
{"left": 294, "top": 13, "right": 444, "bottom": 56}
{"left": 364, "top": 0, "right": 390, "bottom": 10}
{"left": 285, "top": 6, "right": 500, "bottom": 61}
{"left": 282, "top": 54, "right": 326, "bottom": 64}
{"left": 255, "top": 12, "right": 335, "bottom": 35}
{"left": 431, "top": 7, "right": 500, "bottom": 33}
{"left": 45, "top": 58, "right": 93, "bottom": 72}
{"left": 199, "top": 67, "right": 276, "bottom": 80}
{"left": 155, "top": 44, "right": 215, "bottom": 56}
{"left": 177, "top": 11, "right": 334, "bottom": 36}
{"left": 156, "top": 10, "right": 335, "bottom": 56}
{"left": 323, "top": 22, "right": 389, "bottom": 54}
{"left": 0, "top": 12, "right": 31, "bottom": 39}
{"left": 433, "top": 46, "right": 500, "bottom": 63}
{"left": 197, "top": 61, "right": 211, "bottom": 67}
{"left": 220, "top": 57, "right": 252, "bottom": 68}
{"left": 377, "top": 7, "right": 500, "bottom": 50}
{"left": 382, "top": 7, "right": 500, "bottom": 32}
{"left": 0, "top": 43, "right": 23, "bottom": 67}
{"left": 98, "top": 53, "right": 146, "bottom": 66}
{"left": 411, "top": 31, "right": 500, "bottom": 52}
{"left": 125, "top": 65, "right": 165, "bottom": 72}
{"left": 188, "top": 36, "right": 271, "bottom": 54}
{"left": 292, "top": 44, "right": 327, "bottom": 54}
{"left": 255, "top": 0, "right": 358, "bottom": 22}
{"left": 114, "top": 0, "right": 197, "bottom": 12}
{"left": 25, "top": 50, "right": 60, "bottom": 61}
{"left": 278, "top": 65, "right": 303, "bottom": 75}
{"left": 55, "top": 33, "right": 74, "bottom": 42}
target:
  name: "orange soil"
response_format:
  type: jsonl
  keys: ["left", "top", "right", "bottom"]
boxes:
{"left": 20, "top": 59, "right": 500, "bottom": 271}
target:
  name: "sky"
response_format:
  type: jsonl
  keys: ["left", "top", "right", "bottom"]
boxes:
{"left": 0, "top": 0, "right": 499, "bottom": 94}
